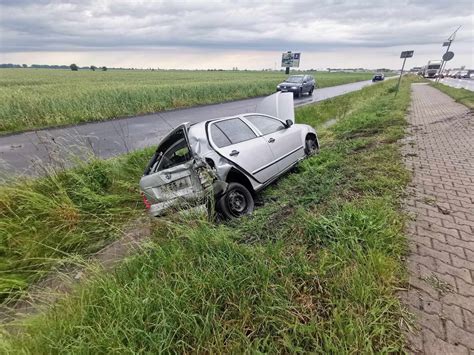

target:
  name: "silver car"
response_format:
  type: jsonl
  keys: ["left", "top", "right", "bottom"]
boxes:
{"left": 140, "top": 92, "right": 319, "bottom": 219}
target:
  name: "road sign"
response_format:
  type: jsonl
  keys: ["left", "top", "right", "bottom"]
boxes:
{"left": 281, "top": 52, "right": 301, "bottom": 68}
{"left": 442, "top": 51, "right": 454, "bottom": 61}
{"left": 400, "top": 50, "right": 414, "bottom": 58}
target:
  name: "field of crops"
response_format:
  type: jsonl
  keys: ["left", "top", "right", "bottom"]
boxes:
{"left": 0, "top": 69, "right": 373, "bottom": 134}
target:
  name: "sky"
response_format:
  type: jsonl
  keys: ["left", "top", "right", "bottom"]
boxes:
{"left": 0, "top": 0, "right": 473, "bottom": 70}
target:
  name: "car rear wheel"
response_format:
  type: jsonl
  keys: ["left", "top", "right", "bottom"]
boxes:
{"left": 305, "top": 137, "right": 319, "bottom": 156}
{"left": 217, "top": 182, "right": 254, "bottom": 219}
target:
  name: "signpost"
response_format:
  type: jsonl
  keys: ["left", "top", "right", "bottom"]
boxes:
{"left": 395, "top": 50, "right": 414, "bottom": 95}
{"left": 281, "top": 51, "right": 301, "bottom": 74}
{"left": 436, "top": 25, "right": 461, "bottom": 82}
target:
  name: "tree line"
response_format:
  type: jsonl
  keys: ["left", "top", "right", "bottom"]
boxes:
{"left": 0, "top": 63, "right": 107, "bottom": 71}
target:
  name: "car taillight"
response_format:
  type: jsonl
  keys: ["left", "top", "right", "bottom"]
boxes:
{"left": 141, "top": 192, "right": 151, "bottom": 209}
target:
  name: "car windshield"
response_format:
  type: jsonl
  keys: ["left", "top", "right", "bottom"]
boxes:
{"left": 285, "top": 76, "right": 304, "bottom": 83}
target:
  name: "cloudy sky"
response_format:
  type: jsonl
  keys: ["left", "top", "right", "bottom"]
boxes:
{"left": 0, "top": 0, "right": 473, "bottom": 70}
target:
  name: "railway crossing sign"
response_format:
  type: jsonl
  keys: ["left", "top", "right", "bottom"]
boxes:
{"left": 400, "top": 50, "right": 414, "bottom": 59}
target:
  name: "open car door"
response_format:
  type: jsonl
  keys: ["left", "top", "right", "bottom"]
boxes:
{"left": 255, "top": 92, "right": 295, "bottom": 124}
{"left": 140, "top": 124, "right": 210, "bottom": 216}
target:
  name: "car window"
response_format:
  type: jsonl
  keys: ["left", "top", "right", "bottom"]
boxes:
{"left": 210, "top": 124, "right": 232, "bottom": 148}
{"left": 214, "top": 118, "right": 257, "bottom": 145}
{"left": 245, "top": 115, "right": 286, "bottom": 135}
{"left": 286, "top": 76, "right": 304, "bottom": 83}
{"left": 156, "top": 138, "right": 190, "bottom": 172}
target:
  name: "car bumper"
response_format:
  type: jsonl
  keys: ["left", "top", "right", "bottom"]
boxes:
{"left": 276, "top": 87, "right": 299, "bottom": 93}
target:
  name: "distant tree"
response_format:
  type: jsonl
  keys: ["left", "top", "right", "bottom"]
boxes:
{"left": 90, "top": 65, "right": 97, "bottom": 71}
{"left": 102, "top": 66, "right": 107, "bottom": 71}
{"left": 22, "top": 64, "right": 28, "bottom": 68}
{"left": 70, "top": 63, "right": 79, "bottom": 71}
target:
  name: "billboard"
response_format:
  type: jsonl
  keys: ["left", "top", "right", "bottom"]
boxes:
{"left": 281, "top": 52, "right": 301, "bottom": 67}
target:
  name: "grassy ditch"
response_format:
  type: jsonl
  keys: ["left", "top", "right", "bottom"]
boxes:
{"left": 0, "top": 69, "right": 374, "bottom": 134}
{"left": 1, "top": 76, "right": 420, "bottom": 352}
{"left": 0, "top": 150, "right": 152, "bottom": 300}
{"left": 431, "top": 82, "right": 474, "bottom": 109}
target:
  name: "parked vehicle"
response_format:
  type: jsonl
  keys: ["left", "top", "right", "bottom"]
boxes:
{"left": 423, "top": 60, "right": 442, "bottom": 78}
{"left": 372, "top": 73, "right": 384, "bottom": 82}
{"left": 456, "top": 70, "right": 469, "bottom": 79}
{"left": 140, "top": 92, "right": 319, "bottom": 219}
{"left": 276, "top": 75, "right": 316, "bottom": 98}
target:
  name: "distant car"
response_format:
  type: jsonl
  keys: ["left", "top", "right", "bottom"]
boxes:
{"left": 276, "top": 75, "right": 316, "bottom": 98}
{"left": 456, "top": 71, "right": 469, "bottom": 79}
{"left": 140, "top": 92, "right": 319, "bottom": 219}
{"left": 372, "top": 73, "right": 384, "bottom": 82}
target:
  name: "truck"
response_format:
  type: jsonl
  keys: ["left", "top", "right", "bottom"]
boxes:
{"left": 423, "top": 60, "right": 442, "bottom": 78}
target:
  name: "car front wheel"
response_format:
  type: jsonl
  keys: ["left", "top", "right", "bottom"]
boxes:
{"left": 309, "top": 86, "right": 314, "bottom": 96}
{"left": 217, "top": 182, "right": 254, "bottom": 219}
{"left": 305, "top": 137, "right": 319, "bottom": 156}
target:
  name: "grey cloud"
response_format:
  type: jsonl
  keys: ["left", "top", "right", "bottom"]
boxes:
{"left": 0, "top": 0, "right": 472, "bottom": 53}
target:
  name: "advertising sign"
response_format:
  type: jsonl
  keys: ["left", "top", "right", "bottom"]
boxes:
{"left": 281, "top": 52, "right": 301, "bottom": 67}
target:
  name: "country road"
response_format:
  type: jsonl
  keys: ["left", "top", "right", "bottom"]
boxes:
{"left": 0, "top": 79, "right": 379, "bottom": 176}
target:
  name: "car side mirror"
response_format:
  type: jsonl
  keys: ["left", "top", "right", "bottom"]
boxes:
{"left": 285, "top": 119, "right": 293, "bottom": 128}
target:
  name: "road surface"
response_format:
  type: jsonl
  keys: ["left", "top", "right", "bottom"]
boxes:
{"left": 436, "top": 77, "right": 474, "bottom": 91}
{"left": 0, "top": 79, "right": 378, "bottom": 176}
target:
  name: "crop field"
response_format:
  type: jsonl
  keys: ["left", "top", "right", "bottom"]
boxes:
{"left": 0, "top": 69, "right": 374, "bottom": 134}
{"left": 1, "top": 77, "right": 423, "bottom": 352}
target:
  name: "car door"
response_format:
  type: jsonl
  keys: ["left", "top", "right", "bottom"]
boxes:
{"left": 140, "top": 125, "right": 206, "bottom": 216}
{"left": 208, "top": 117, "right": 279, "bottom": 183}
{"left": 243, "top": 114, "right": 304, "bottom": 173}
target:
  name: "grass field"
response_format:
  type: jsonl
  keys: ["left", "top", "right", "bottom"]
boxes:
{"left": 431, "top": 82, "right": 474, "bottom": 108}
{"left": 0, "top": 69, "right": 374, "bottom": 134}
{"left": 1, "top": 76, "right": 421, "bottom": 352}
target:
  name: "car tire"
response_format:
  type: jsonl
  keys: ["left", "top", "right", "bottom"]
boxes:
{"left": 309, "top": 86, "right": 314, "bottom": 96}
{"left": 294, "top": 90, "right": 300, "bottom": 99}
{"left": 217, "top": 182, "right": 254, "bottom": 219}
{"left": 304, "top": 137, "right": 319, "bottom": 156}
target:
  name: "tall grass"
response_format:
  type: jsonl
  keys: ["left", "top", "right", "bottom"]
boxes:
{"left": 431, "top": 82, "right": 474, "bottom": 108}
{"left": 0, "top": 69, "right": 374, "bottom": 134}
{"left": 0, "top": 149, "right": 153, "bottom": 300}
{"left": 1, "top": 76, "right": 421, "bottom": 352}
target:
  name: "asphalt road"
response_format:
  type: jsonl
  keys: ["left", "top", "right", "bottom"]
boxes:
{"left": 436, "top": 77, "right": 474, "bottom": 91}
{"left": 0, "top": 79, "right": 377, "bottom": 177}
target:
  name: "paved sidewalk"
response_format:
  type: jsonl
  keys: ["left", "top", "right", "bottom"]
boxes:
{"left": 401, "top": 83, "right": 474, "bottom": 354}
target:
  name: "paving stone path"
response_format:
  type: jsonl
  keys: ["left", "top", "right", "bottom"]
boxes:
{"left": 401, "top": 83, "right": 474, "bottom": 354}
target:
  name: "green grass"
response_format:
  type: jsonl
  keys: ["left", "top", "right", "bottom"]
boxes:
{"left": 431, "top": 82, "right": 474, "bottom": 109}
{"left": 1, "top": 76, "right": 420, "bottom": 352}
{"left": 0, "top": 150, "right": 152, "bottom": 299}
{"left": 0, "top": 69, "right": 374, "bottom": 134}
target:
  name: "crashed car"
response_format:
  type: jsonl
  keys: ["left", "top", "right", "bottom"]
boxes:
{"left": 140, "top": 92, "right": 319, "bottom": 219}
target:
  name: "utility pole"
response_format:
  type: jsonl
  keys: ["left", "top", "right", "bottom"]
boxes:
{"left": 436, "top": 25, "right": 461, "bottom": 83}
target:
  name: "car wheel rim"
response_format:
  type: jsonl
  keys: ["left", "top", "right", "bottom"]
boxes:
{"left": 307, "top": 140, "right": 316, "bottom": 154}
{"left": 227, "top": 190, "right": 248, "bottom": 216}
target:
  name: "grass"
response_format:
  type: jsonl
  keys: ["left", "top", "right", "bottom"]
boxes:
{"left": 0, "top": 150, "right": 152, "bottom": 300}
{"left": 0, "top": 69, "right": 374, "bottom": 134}
{"left": 431, "top": 82, "right": 474, "bottom": 108}
{"left": 0, "top": 76, "right": 420, "bottom": 352}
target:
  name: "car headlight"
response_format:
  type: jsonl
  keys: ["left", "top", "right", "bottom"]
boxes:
{"left": 291, "top": 86, "right": 297, "bottom": 89}
{"left": 277, "top": 85, "right": 281, "bottom": 88}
